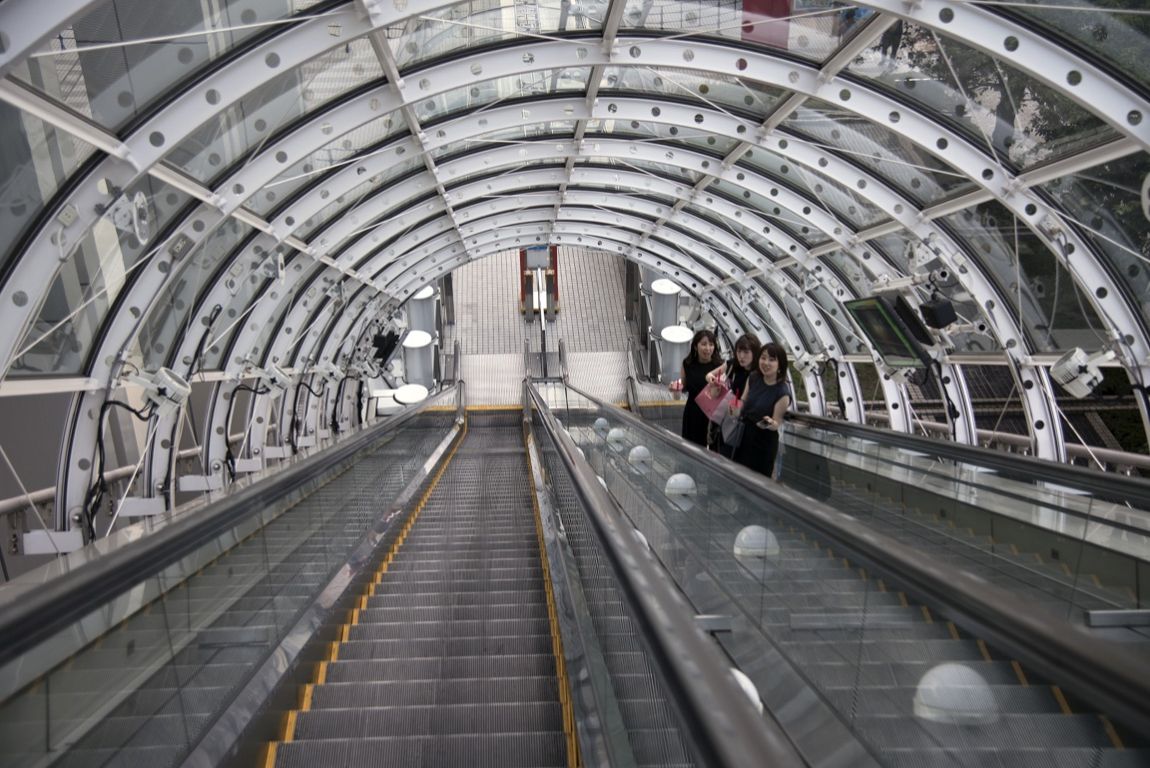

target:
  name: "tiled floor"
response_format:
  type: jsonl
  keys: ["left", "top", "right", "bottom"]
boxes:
{"left": 446, "top": 247, "right": 632, "bottom": 405}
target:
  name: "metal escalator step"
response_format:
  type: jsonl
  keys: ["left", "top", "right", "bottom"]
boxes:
{"left": 854, "top": 713, "right": 1115, "bottom": 750}
{"left": 309, "top": 677, "right": 561, "bottom": 708}
{"left": 368, "top": 582, "right": 543, "bottom": 597}
{"left": 273, "top": 728, "right": 568, "bottom": 767}
{"left": 878, "top": 747, "right": 1150, "bottom": 768}
{"left": 820, "top": 685, "right": 1065, "bottom": 717}
{"left": 323, "top": 654, "right": 557, "bottom": 682}
{"left": 357, "top": 604, "right": 549, "bottom": 623}
{"left": 292, "top": 702, "right": 563, "bottom": 739}
{"left": 803, "top": 661, "right": 1021, "bottom": 689}
{"left": 779, "top": 638, "right": 986, "bottom": 665}
{"left": 347, "top": 618, "right": 551, "bottom": 641}
{"left": 367, "top": 591, "right": 545, "bottom": 610}
{"left": 384, "top": 557, "right": 542, "bottom": 572}
{"left": 334, "top": 635, "right": 554, "bottom": 660}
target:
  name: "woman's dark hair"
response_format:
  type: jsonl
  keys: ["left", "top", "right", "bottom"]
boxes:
{"left": 684, "top": 328, "right": 719, "bottom": 366}
{"left": 731, "top": 333, "right": 762, "bottom": 368}
{"left": 758, "top": 342, "right": 789, "bottom": 380}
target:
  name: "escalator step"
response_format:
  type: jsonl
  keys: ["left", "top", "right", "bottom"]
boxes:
{"left": 878, "top": 747, "right": 1150, "bottom": 768}
{"left": 345, "top": 618, "right": 551, "bottom": 642}
{"left": 357, "top": 604, "right": 549, "bottom": 623}
{"left": 272, "top": 731, "right": 566, "bottom": 768}
{"left": 334, "top": 635, "right": 553, "bottom": 660}
{"left": 309, "top": 677, "right": 561, "bottom": 708}
{"left": 780, "top": 638, "right": 985, "bottom": 665}
{"left": 292, "top": 702, "right": 563, "bottom": 739}
{"left": 854, "top": 713, "right": 1114, "bottom": 750}
{"left": 820, "top": 685, "right": 1066, "bottom": 716}
{"left": 323, "top": 654, "right": 557, "bottom": 682}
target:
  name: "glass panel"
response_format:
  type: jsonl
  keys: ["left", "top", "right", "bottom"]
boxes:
{"left": 1010, "top": 1, "right": 1150, "bottom": 91}
{"left": 709, "top": 177, "right": 820, "bottom": 245}
{"left": 251, "top": 261, "right": 324, "bottom": 366}
{"left": 11, "top": 1, "right": 319, "bottom": 131}
{"left": 294, "top": 169, "right": 419, "bottom": 242}
{"left": 688, "top": 207, "right": 785, "bottom": 263}
{"left": 740, "top": 145, "right": 890, "bottom": 229}
{"left": 0, "top": 99, "right": 100, "bottom": 279}
{"left": 822, "top": 249, "right": 872, "bottom": 299}
{"left": 784, "top": 98, "right": 976, "bottom": 205}
{"left": 134, "top": 218, "right": 253, "bottom": 372}
{"left": 0, "top": 401, "right": 456, "bottom": 768}
{"left": 600, "top": 65, "right": 785, "bottom": 117}
{"left": 846, "top": 22, "right": 1119, "bottom": 170}
{"left": 867, "top": 232, "right": 999, "bottom": 356}
{"left": 1039, "top": 154, "right": 1150, "bottom": 331}
{"left": 581, "top": 156, "right": 698, "bottom": 186}
{"left": 10, "top": 179, "right": 192, "bottom": 376}
{"left": 807, "top": 282, "right": 853, "bottom": 353}
{"left": 416, "top": 68, "right": 590, "bottom": 123}
{"left": 431, "top": 122, "right": 579, "bottom": 162}
{"left": 388, "top": 0, "right": 599, "bottom": 70}
{"left": 565, "top": 390, "right": 1149, "bottom": 762}
{"left": 248, "top": 112, "right": 405, "bottom": 217}
{"left": 622, "top": 0, "right": 858, "bottom": 63}
{"left": 942, "top": 202, "right": 1107, "bottom": 353}
{"left": 166, "top": 38, "right": 382, "bottom": 184}
{"left": 965, "top": 363, "right": 1029, "bottom": 437}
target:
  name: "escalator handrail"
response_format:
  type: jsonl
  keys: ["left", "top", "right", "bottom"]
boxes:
{"left": 559, "top": 380, "right": 1150, "bottom": 737}
{"left": 789, "top": 411, "right": 1150, "bottom": 509}
{"left": 527, "top": 383, "right": 809, "bottom": 768}
{"left": 0, "top": 386, "right": 459, "bottom": 672}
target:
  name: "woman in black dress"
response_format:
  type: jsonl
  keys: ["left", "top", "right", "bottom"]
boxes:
{"left": 674, "top": 329, "right": 719, "bottom": 447}
{"left": 705, "top": 333, "right": 761, "bottom": 456}
{"left": 732, "top": 342, "right": 791, "bottom": 478}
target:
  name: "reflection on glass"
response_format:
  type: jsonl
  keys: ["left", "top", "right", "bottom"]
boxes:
{"left": 846, "top": 22, "right": 1117, "bottom": 170}
{"left": 1011, "top": 2, "right": 1150, "bottom": 93}
{"left": 784, "top": 98, "right": 975, "bottom": 205}
{"left": 1040, "top": 155, "right": 1150, "bottom": 324}
{"left": 136, "top": 219, "right": 253, "bottom": 372}
{"left": 740, "top": 146, "right": 889, "bottom": 229}
{"left": 167, "top": 39, "right": 382, "bottom": 184}
{"left": 388, "top": 0, "right": 598, "bottom": 71}
{"left": 11, "top": 2, "right": 315, "bottom": 131}
{"left": 417, "top": 68, "right": 589, "bottom": 125}
{"left": 622, "top": 0, "right": 855, "bottom": 63}
{"left": 248, "top": 113, "right": 404, "bottom": 218}
{"left": 944, "top": 201, "right": 1106, "bottom": 354}
{"left": 11, "top": 179, "right": 192, "bottom": 376}
{"left": 430, "top": 123, "right": 581, "bottom": 162}
{"left": 600, "top": 65, "right": 783, "bottom": 118}
{"left": 0, "top": 100, "right": 99, "bottom": 277}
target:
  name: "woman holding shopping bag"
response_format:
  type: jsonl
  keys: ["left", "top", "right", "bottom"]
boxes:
{"left": 704, "top": 333, "right": 761, "bottom": 456}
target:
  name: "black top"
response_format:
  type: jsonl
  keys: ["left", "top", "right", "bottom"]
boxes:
{"left": 723, "top": 360, "right": 753, "bottom": 400}
{"left": 740, "top": 375, "right": 791, "bottom": 426}
{"left": 680, "top": 355, "right": 719, "bottom": 447}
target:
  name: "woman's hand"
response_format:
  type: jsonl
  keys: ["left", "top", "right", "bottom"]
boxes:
{"left": 758, "top": 416, "right": 776, "bottom": 430}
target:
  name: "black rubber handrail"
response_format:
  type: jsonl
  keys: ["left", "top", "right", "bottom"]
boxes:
{"left": 528, "top": 382, "right": 810, "bottom": 768}
{"left": 789, "top": 411, "right": 1150, "bottom": 510}
{"left": 560, "top": 379, "right": 1150, "bottom": 737}
{"left": 0, "top": 386, "right": 457, "bottom": 671}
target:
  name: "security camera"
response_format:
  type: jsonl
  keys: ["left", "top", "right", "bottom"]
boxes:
{"left": 1050, "top": 347, "right": 1115, "bottom": 398}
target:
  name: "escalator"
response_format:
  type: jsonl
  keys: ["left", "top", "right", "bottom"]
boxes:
{"left": 0, "top": 396, "right": 785, "bottom": 768}
{"left": 554, "top": 379, "right": 1150, "bottom": 766}
{"left": 265, "top": 411, "right": 571, "bottom": 767}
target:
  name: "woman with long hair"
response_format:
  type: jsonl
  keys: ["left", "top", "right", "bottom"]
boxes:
{"left": 673, "top": 328, "right": 719, "bottom": 447}
{"left": 732, "top": 342, "right": 791, "bottom": 478}
{"left": 705, "top": 333, "right": 761, "bottom": 456}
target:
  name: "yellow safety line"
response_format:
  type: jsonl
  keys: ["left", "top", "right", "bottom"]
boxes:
{"left": 1100, "top": 715, "right": 1125, "bottom": 749}
{"left": 262, "top": 418, "right": 469, "bottom": 765}
{"left": 466, "top": 404, "right": 522, "bottom": 412}
{"left": 1011, "top": 660, "right": 1029, "bottom": 687}
{"left": 977, "top": 639, "right": 993, "bottom": 662}
{"left": 1051, "top": 686, "right": 1072, "bottom": 715}
{"left": 947, "top": 622, "right": 960, "bottom": 640}
{"left": 898, "top": 592, "right": 909, "bottom": 608}
{"left": 920, "top": 605, "right": 933, "bottom": 624}
{"left": 526, "top": 437, "right": 581, "bottom": 768}
{"left": 637, "top": 400, "right": 686, "bottom": 408}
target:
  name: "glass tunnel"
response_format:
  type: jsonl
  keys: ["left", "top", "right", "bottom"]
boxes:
{"left": 0, "top": 1, "right": 1149, "bottom": 767}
